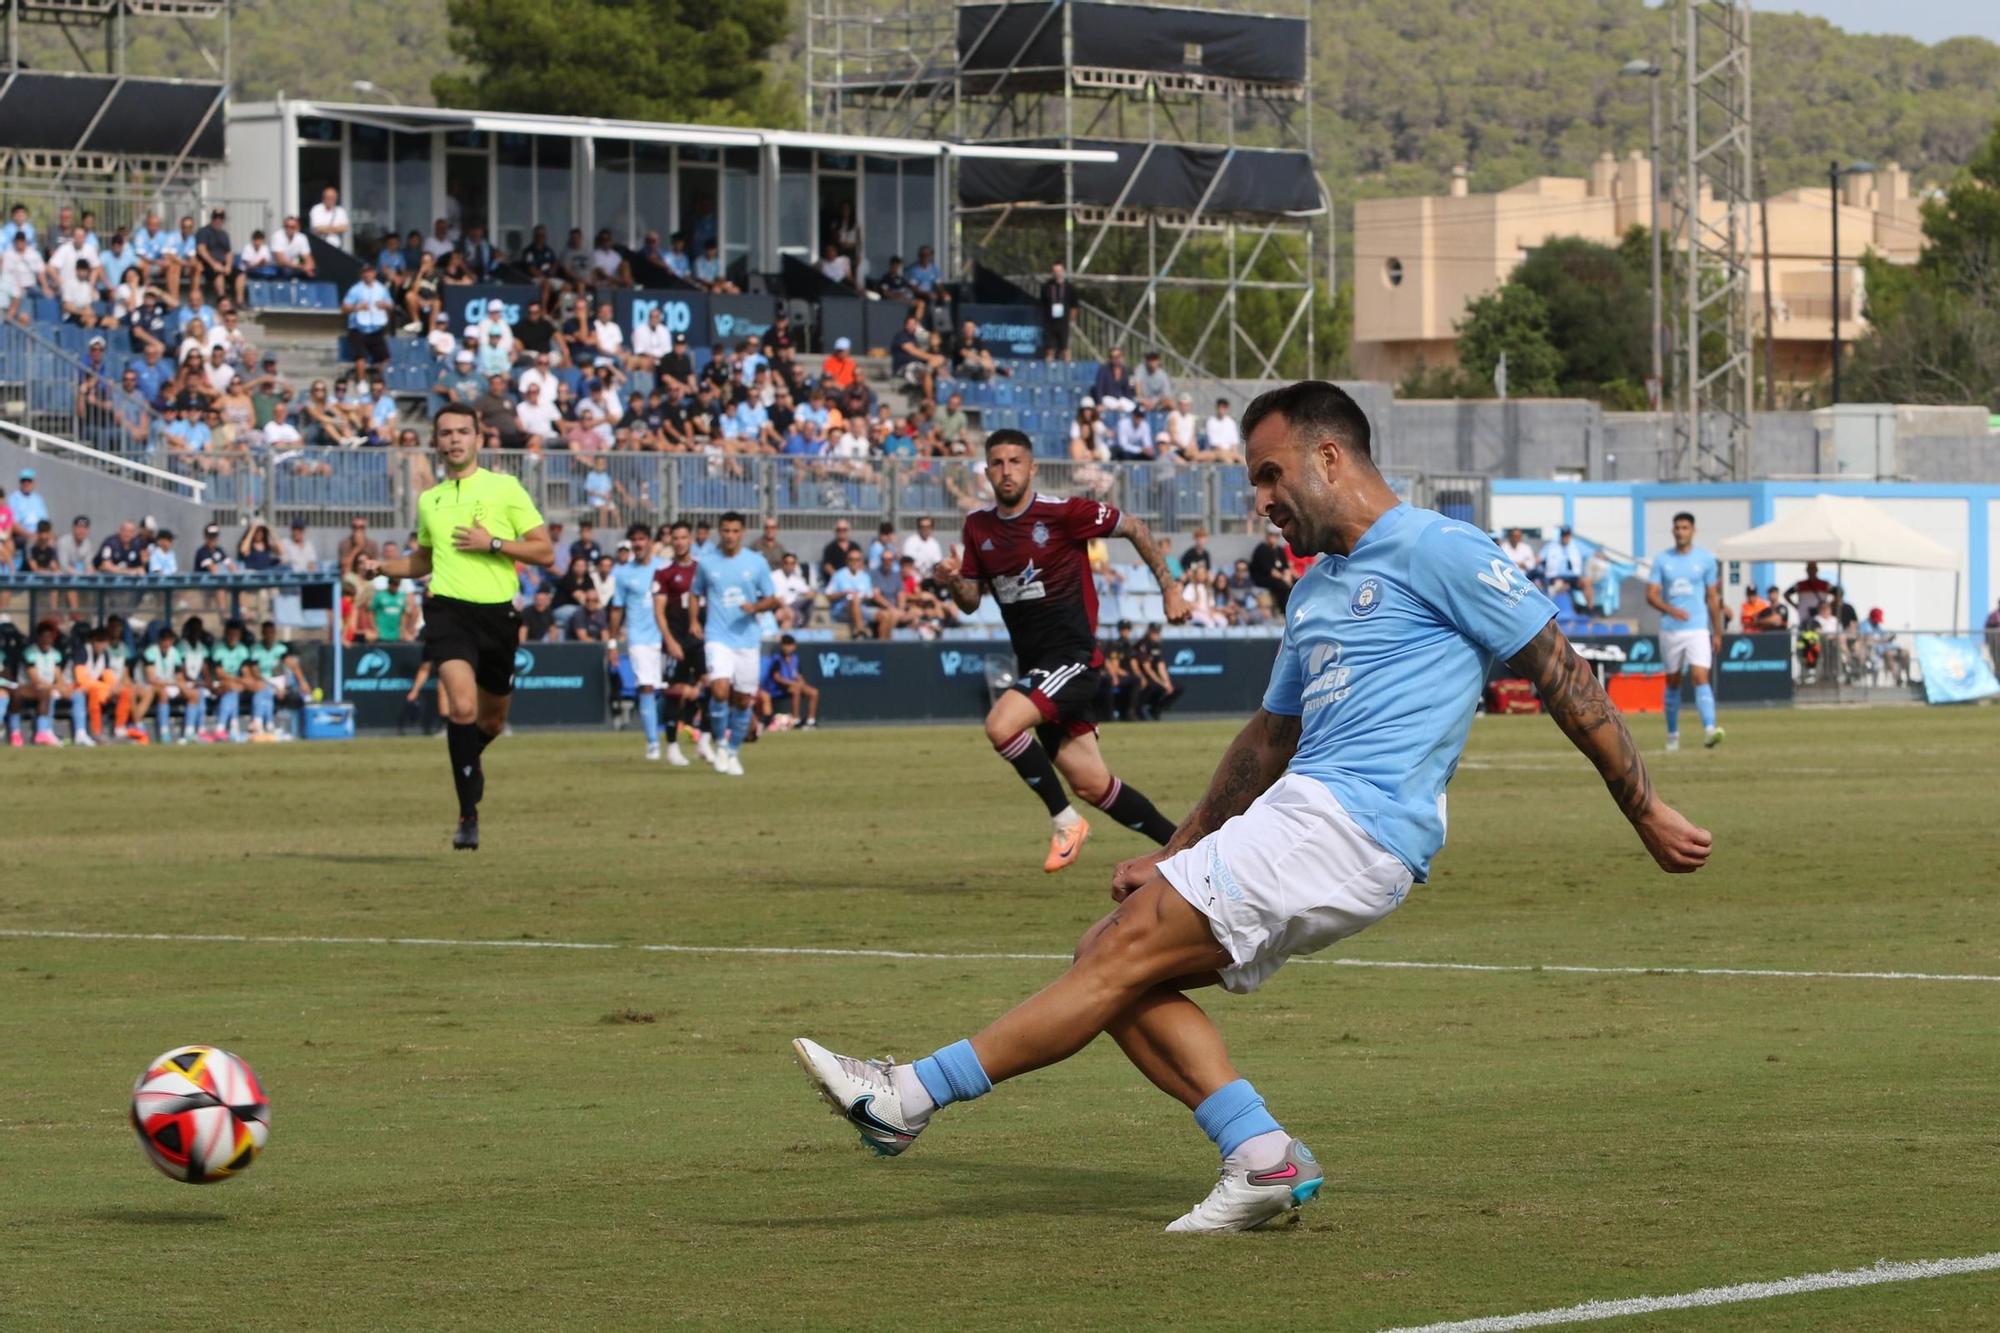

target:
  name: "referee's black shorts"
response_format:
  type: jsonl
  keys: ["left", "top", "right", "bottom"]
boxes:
{"left": 421, "top": 595, "right": 522, "bottom": 696}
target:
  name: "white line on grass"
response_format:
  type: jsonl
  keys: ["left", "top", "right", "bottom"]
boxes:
{"left": 2, "top": 929, "right": 1997, "bottom": 984}
{"left": 1378, "top": 1250, "right": 2000, "bottom": 1333}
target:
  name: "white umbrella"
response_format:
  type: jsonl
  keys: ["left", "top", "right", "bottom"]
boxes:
{"left": 1712, "top": 495, "right": 1964, "bottom": 629}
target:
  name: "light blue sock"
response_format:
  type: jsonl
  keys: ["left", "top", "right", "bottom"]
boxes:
{"left": 1193, "top": 1079, "right": 1285, "bottom": 1161}
{"left": 253, "top": 687, "right": 275, "bottom": 727}
{"left": 1694, "top": 683, "right": 1716, "bottom": 731}
{"left": 36, "top": 699, "right": 55, "bottom": 732}
{"left": 910, "top": 1039, "right": 993, "bottom": 1109}
{"left": 156, "top": 697, "right": 171, "bottom": 736}
{"left": 71, "top": 691, "right": 87, "bottom": 736}
{"left": 1663, "top": 683, "right": 1681, "bottom": 737}
{"left": 729, "top": 704, "right": 752, "bottom": 751}
{"left": 218, "top": 690, "right": 240, "bottom": 730}
{"left": 707, "top": 694, "right": 729, "bottom": 744}
{"left": 639, "top": 690, "right": 659, "bottom": 745}
{"left": 188, "top": 693, "right": 207, "bottom": 735}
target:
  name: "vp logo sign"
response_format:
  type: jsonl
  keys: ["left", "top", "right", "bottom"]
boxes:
{"left": 1627, "top": 639, "right": 1657, "bottom": 663}
{"left": 938, "top": 651, "right": 989, "bottom": 678}
{"left": 630, "top": 298, "right": 694, "bottom": 335}
{"left": 513, "top": 648, "right": 536, "bottom": 676}
{"left": 353, "top": 648, "right": 392, "bottom": 679}
{"left": 1728, "top": 638, "right": 1755, "bottom": 661}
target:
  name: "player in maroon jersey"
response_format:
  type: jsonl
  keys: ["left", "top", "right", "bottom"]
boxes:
{"left": 931, "top": 430, "right": 1189, "bottom": 872}
{"left": 650, "top": 519, "right": 707, "bottom": 766}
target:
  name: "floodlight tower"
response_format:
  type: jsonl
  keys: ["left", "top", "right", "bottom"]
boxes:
{"left": 1664, "top": 0, "right": 1755, "bottom": 481}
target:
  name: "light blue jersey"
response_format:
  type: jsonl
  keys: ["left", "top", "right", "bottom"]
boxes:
{"left": 613, "top": 554, "right": 667, "bottom": 646}
{"left": 1650, "top": 546, "right": 1719, "bottom": 632}
{"left": 1263, "top": 505, "right": 1557, "bottom": 882}
{"left": 694, "top": 549, "right": 776, "bottom": 650}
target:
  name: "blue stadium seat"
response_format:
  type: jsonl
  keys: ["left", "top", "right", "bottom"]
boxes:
{"left": 389, "top": 337, "right": 430, "bottom": 364}
{"left": 30, "top": 296, "right": 59, "bottom": 324}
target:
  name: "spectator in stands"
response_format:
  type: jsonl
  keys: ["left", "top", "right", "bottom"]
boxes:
{"left": 1041, "top": 261, "right": 1074, "bottom": 362}
{"left": 306, "top": 186, "right": 349, "bottom": 251}
{"left": 49, "top": 513, "right": 88, "bottom": 576}
{"left": 812, "top": 519, "right": 856, "bottom": 585}
{"left": 461, "top": 223, "right": 498, "bottom": 282}
{"left": 238, "top": 229, "right": 280, "bottom": 286}
{"left": 268, "top": 214, "right": 315, "bottom": 280}
{"left": 510, "top": 377, "right": 558, "bottom": 452}
{"left": 0, "top": 246, "right": 24, "bottom": 325}
{"left": 770, "top": 551, "right": 815, "bottom": 629}
{"left": 1112, "top": 404, "right": 1156, "bottom": 461}
{"left": 93, "top": 519, "right": 144, "bottom": 575}
{"left": 1499, "top": 527, "right": 1539, "bottom": 582}
{"left": 590, "top": 301, "right": 628, "bottom": 373}
{"left": 48, "top": 225, "right": 100, "bottom": 293}
{"left": 15, "top": 619, "right": 71, "bottom": 746}
{"left": 0, "top": 203, "right": 34, "bottom": 249}
{"left": 590, "top": 229, "right": 633, "bottom": 288}
{"left": 3, "top": 230, "right": 43, "bottom": 313}
{"left": 1248, "top": 528, "right": 1295, "bottom": 613}
{"left": 8, "top": 468, "right": 47, "bottom": 534}
{"left": 342, "top": 263, "right": 394, "bottom": 368}
{"left": 1786, "top": 561, "right": 1833, "bottom": 623}
{"left": 1179, "top": 528, "right": 1213, "bottom": 578}
{"left": 520, "top": 222, "right": 559, "bottom": 285}
{"left": 659, "top": 232, "right": 693, "bottom": 283}
{"left": 901, "top": 516, "right": 945, "bottom": 578}
{"left": 58, "top": 258, "right": 101, "bottom": 328}
{"left": 421, "top": 218, "right": 455, "bottom": 262}
{"left": 759, "top": 635, "right": 819, "bottom": 729}
{"left": 875, "top": 253, "right": 913, "bottom": 304}
{"left": 1540, "top": 526, "right": 1590, "bottom": 607}
{"left": 821, "top": 336, "right": 859, "bottom": 394}
{"left": 158, "top": 214, "right": 197, "bottom": 301}
{"left": 109, "top": 365, "right": 152, "bottom": 451}
{"left": 695, "top": 239, "right": 738, "bottom": 294}
{"left": 1202, "top": 397, "right": 1242, "bottom": 460}
{"left": 23, "top": 520, "right": 57, "bottom": 575}
{"left": 146, "top": 528, "right": 179, "bottom": 575}
{"left": 1092, "top": 348, "right": 1135, "bottom": 411}
{"left": 520, "top": 583, "right": 557, "bottom": 642}
{"left": 401, "top": 251, "right": 443, "bottom": 331}
{"left": 825, "top": 545, "right": 873, "bottom": 637}
{"left": 893, "top": 314, "right": 945, "bottom": 402}
{"left": 471, "top": 373, "right": 522, "bottom": 450}
{"left": 862, "top": 545, "right": 909, "bottom": 638}
{"left": 908, "top": 244, "right": 939, "bottom": 301}
{"left": 1135, "top": 350, "right": 1173, "bottom": 410}
{"left": 818, "top": 241, "right": 857, "bottom": 293}
{"left": 569, "top": 584, "right": 609, "bottom": 642}
{"left": 1134, "top": 623, "right": 1184, "bottom": 718}
{"left": 193, "top": 208, "right": 241, "bottom": 305}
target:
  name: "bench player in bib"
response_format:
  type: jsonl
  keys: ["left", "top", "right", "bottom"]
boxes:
{"left": 930, "top": 428, "right": 1188, "bottom": 873}
{"left": 364, "top": 404, "right": 555, "bottom": 849}
{"left": 793, "top": 383, "right": 1710, "bottom": 1233}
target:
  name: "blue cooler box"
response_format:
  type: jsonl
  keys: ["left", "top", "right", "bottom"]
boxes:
{"left": 303, "top": 702, "right": 356, "bottom": 740}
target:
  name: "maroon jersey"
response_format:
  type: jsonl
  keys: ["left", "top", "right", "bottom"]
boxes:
{"left": 961, "top": 493, "right": 1120, "bottom": 671}
{"left": 651, "top": 559, "right": 699, "bottom": 635}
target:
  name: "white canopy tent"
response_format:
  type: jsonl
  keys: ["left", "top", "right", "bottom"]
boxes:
{"left": 1712, "top": 495, "right": 1965, "bottom": 630}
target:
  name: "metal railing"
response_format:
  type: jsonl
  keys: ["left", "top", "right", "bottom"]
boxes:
{"left": 0, "top": 416, "right": 205, "bottom": 500}
{"left": 0, "top": 185, "right": 274, "bottom": 250}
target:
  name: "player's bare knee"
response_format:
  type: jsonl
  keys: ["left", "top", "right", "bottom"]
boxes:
{"left": 1069, "top": 772, "right": 1111, "bottom": 806}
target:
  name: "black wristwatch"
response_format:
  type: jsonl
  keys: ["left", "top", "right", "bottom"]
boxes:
{"left": 489, "top": 537, "right": 504, "bottom": 553}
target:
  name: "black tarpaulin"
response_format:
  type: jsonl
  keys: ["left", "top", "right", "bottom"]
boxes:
{"left": 959, "top": 2, "right": 1305, "bottom": 84}
{"left": 0, "top": 73, "right": 225, "bottom": 159}
{"left": 959, "top": 140, "right": 1322, "bottom": 215}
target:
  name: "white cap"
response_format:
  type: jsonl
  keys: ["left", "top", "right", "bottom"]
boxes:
{"left": 454, "top": 350, "right": 473, "bottom": 364}
{"left": 833, "top": 336, "right": 851, "bottom": 351}
{"left": 1079, "top": 396, "right": 1096, "bottom": 409}
{"left": 487, "top": 299, "right": 503, "bottom": 312}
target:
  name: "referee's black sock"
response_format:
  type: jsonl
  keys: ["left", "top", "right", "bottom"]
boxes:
{"left": 447, "top": 721, "right": 482, "bottom": 819}
{"left": 995, "top": 730, "right": 1071, "bottom": 818}
{"left": 1093, "top": 776, "right": 1179, "bottom": 844}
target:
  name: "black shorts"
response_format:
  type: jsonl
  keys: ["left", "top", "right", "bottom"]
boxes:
{"left": 667, "top": 637, "right": 704, "bottom": 688}
{"left": 1013, "top": 662, "right": 1102, "bottom": 751}
{"left": 421, "top": 595, "right": 521, "bottom": 696}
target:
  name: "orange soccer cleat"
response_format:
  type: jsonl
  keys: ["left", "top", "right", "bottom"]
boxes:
{"left": 1043, "top": 817, "right": 1091, "bottom": 874}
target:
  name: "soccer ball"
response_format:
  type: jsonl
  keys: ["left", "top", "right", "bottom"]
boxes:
{"left": 130, "top": 1045, "right": 270, "bottom": 1184}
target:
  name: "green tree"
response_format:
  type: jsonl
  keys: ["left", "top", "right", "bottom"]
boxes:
{"left": 1845, "top": 115, "right": 2000, "bottom": 408}
{"left": 1453, "top": 283, "right": 1563, "bottom": 398}
{"left": 1509, "top": 233, "right": 1653, "bottom": 403}
{"left": 434, "top": 0, "right": 793, "bottom": 126}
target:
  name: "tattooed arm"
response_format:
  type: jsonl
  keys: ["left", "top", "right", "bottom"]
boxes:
{"left": 1507, "top": 619, "right": 1713, "bottom": 873}
{"left": 1113, "top": 512, "right": 1190, "bottom": 623}
{"left": 1110, "top": 707, "right": 1300, "bottom": 899}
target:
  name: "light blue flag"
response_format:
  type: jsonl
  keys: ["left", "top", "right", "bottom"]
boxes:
{"left": 1913, "top": 635, "right": 2000, "bottom": 705}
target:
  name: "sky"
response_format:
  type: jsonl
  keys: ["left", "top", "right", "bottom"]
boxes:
{"left": 1760, "top": 0, "right": 2000, "bottom": 45}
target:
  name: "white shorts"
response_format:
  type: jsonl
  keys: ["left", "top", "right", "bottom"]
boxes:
{"left": 1660, "top": 628, "right": 1714, "bottom": 673}
{"left": 704, "top": 641, "right": 761, "bottom": 695}
{"left": 628, "top": 643, "right": 664, "bottom": 690}
{"left": 1157, "top": 773, "right": 1412, "bottom": 994}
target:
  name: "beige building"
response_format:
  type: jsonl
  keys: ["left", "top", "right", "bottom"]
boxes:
{"left": 1351, "top": 152, "right": 1927, "bottom": 388}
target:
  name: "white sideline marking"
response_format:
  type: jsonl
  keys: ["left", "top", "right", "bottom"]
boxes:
{"left": 1, "top": 929, "right": 1997, "bottom": 984}
{"left": 1378, "top": 1251, "right": 2000, "bottom": 1333}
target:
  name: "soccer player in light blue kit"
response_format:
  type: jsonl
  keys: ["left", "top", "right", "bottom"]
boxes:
{"left": 794, "top": 382, "right": 1713, "bottom": 1232}
{"left": 692, "top": 511, "right": 779, "bottom": 776}
{"left": 1646, "top": 511, "right": 1726, "bottom": 751}
{"left": 607, "top": 522, "right": 672, "bottom": 762}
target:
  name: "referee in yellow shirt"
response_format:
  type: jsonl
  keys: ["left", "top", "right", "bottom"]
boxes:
{"left": 364, "top": 404, "right": 554, "bottom": 849}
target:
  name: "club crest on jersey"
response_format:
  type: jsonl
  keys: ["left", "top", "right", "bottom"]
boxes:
{"left": 1031, "top": 521, "right": 1050, "bottom": 547}
{"left": 1350, "top": 577, "right": 1384, "bottom": 617}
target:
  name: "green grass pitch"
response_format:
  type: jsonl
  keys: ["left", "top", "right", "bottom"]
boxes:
{"left": 3, "top": 707, "right": 1997, "bottom": 1330}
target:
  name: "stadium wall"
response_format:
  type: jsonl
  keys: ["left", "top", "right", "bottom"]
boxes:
{"left": 1492, "top": 479, "right": 1995, "bottom": 633}
{"left": 0, "top": 438, "right": 210, "bottom": 540}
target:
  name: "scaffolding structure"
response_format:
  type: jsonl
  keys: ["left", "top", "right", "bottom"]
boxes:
{"left": 1663, "top": 0, "right": 1755, "bottom": 481}
{"left": 1, "top": 0, "right": 232, "bottom": 204}
{"left": 805, "top": 0, "right": 1327, "bottom": 383}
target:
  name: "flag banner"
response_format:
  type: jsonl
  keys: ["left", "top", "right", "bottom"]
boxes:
{"left": 1913, "top": 635, "right": 2000, "bottom": 705}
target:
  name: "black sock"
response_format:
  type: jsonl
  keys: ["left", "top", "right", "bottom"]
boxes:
{"left": 1155, "top": 686, "right": 1183, "bottom": 716}
{"left": 446, "top": 721, "right": 482, "bottom": 819}
{"left": 1094, "top": 776, "right": 1179, "bottom": 844}
{"left": 996, "top": 730, "right": 1070, "bottom": 817}
{"left": 472, "top": 724, "right": 497, "bottom": 757}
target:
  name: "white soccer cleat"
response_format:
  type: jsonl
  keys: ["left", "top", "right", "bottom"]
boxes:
{"left": 664, "top": 744, "right": 690, "bottom": 767}
{"left": 709, "top": 746, "right": 731, "bottom": 774}
{"left": 644, "top": 741, "right": 662, "bottom": 762}
{"left": 724, "top": 750, "right": 745, "bottom": 777}
{"left": 694, "top": 731, "right": 715, "bottom": 763}
{"left": 790, "top": 1037, "right": 927, "bottom": 1157}
{"left": 1704, "top": 726, "right": 1726, "bottom": 749}
{"left": 1164, "top": 1140, "right": 1325, "bottom": 1234}
{"left": 75, "top": 732, "right": 98, "bottom": 748}
{"left": 1665, "top": 733, "right": 1680, "bottom": 753}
